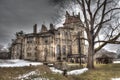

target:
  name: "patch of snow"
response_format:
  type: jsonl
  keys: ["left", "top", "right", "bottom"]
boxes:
{"left": 113, "top": 61, "right": 120, "bottom": 63}
{"left": 67, "top": 63, "right": 79, "bottom": 66}
{"left": 67, "top": 68, "right": 88, "bottom": 75}
{"left": 0, "top": 59, "right": 42, "bottom": 67}
{"left": 16, "top": 71, "right": 37, "bottom": 79}
{"left": 48, "top": 64, "right": 54, "bottom": 66}
{"left": 15, "top": 69, "right": 42, "bottom": 80}
{"left": 49, "top": 67, "right": 88, "bottom": 75}
{"left": 15, "top": 70, "right": 50, "bottom": 80}
{"left": 33, "top": 77, "right": 49, "bottom": 80}
{"left": 14, "top": 70, "right": 49, "bottom": 80}
{"left": 111, "top": 78, "right": 120, "bottom": 80}
{"left": 49, "top": 67, "right": 63, "bottom": 74}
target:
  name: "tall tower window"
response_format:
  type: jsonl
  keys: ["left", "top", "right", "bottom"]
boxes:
{"left": 62, "top": 45, "right": 66, "bottom": 55}
{"left": 56, "top": 45, "right": 60, "bottom": 55}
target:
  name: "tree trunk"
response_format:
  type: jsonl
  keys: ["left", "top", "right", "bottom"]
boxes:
{"left": 87, "top": 36, "right": 95, "bottom": 69}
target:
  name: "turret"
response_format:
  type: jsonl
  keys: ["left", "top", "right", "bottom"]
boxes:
{"left": 78, "top": 12, "right": 80, "bottom": 18}
{"left": 65, "top": 11, "right": 70, "bottom": 18}
{"left": 41, "top": 24, "right": 48, "bottom": 32}
{"left": 72, "top": 12, "right": 74, "bottom": 16}
{"left": 64, "top": 11, "right": 81, "bottom": 26}
{"left": 50, "top": 23, "right": 55, "bottom": 30}
{"left": 33, "top": 24, "right": 37, "bottom": 34}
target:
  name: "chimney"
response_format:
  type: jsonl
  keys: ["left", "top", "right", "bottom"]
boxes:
{"left": 33, "top": 24, "right": 37, "bottom": 34}
{"left": 50, "top": 23, "right": 54, "bottom": 30}
{"left": 72, "top": 12, "right": 74, "bottom": 16}
{"left": 65, "top": 11, "right": 70, "bottom": 18}
{"left": 41, "top": 24, "right": 47, "bottom": 32}
{"left": 78, "top": 12, "right": 80, "bottom": 18}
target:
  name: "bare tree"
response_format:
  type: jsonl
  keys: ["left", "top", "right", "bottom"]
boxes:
{"left": 74, "top": 0, "right": 120, "bottom": 69}
{"left": 51, "top": 0, "right": 120, "bottom": 69}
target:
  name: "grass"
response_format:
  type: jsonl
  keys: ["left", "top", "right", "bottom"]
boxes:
{"left": 0, "top": 65, "right": 50, "bottom": 80}
{"left": 0, "top": 65, "right": 68, "bottom": 80}
{"left": 70, "top": 63, "right": 120, "bottom": 80}
{"left": 0, "top": 63, "right": 120, "bottom": 80}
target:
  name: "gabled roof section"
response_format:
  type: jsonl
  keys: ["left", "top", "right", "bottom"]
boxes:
{"left": 41, "top": 24, "right": 48, "bottom": 32}
{"left": 63, "top": 11, "right": 82, "bottom": 25}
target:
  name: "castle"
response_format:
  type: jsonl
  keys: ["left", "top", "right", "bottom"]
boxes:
{"left": 10, "top": 11, "right": 86, "bottom": 62}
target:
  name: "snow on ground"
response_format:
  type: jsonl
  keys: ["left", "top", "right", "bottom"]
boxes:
{"left": 33, "top": 77, "right": 49, "bottom": 80}
{"left": 49, "top": 67, "right": 63, "bottom": 74}
{"left": 111, "top": 78, "right": 120, "bottom": 80}
{"left": 113, "top": 61, "right": 120, "bottom": 63}
{"left": 16, "top": 71, "right": 38, "bottom": 80}
{"left": 0, "top": 59, "right": 42, "bottom": 67}
{"left": 49, "top": 67, "right": 88, "bottom": 75}
{"left": 15, "top": 70, "right": 49, "bottom": 80}
{"left": 67, "top": 68, "right": 88, "bottom": 75}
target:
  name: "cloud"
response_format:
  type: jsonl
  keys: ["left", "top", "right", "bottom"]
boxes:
{"left": 0, "top": 0, "right": 119, "bottom": 52}
{"left": 0, "top": 0, "right": 65, "bottom": 45}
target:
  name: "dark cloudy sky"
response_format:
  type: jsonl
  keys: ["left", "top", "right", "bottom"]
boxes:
{"left": 0, "top": 0, "right": 119, "bottom": 52}
{"left": 0, "top": 0, "right": 68, "bottom": 46}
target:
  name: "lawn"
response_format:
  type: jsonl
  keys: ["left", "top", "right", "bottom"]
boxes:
{"left": 0, "top": 65, "right": 68, "bottom": 80}
{"left": 70, "top": 63, "right": 120, "bottom": 80}
{"left": 0, "top": 63, "right": 120, "bottom": 80}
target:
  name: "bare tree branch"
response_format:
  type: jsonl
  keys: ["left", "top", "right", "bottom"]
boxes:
{"left": 93, "top": 0, "right": 107, "bottom": 21}
{"left": 95, "top": 33, "right": 120, "bottom": 53}
{"left": 95, "top": 40, "right": 120, "bottom": 44}
{"left": 94, "top": 0, "right": 107, "bottom": 38}
{"left": 104, "top": 8, "right": 120, "bottom": 16}
{"left": 67, "top": 0, "right": 120, "bottom": 69}
{"left": 77, "top": 0, "right": 90, "bottom": 29}
{"left": 94, "top": 17, "right": 112, "bottom": 30}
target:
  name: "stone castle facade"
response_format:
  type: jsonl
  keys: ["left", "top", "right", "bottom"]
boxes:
{"left": 10, "top": 12, "right": 86, "bottom": 62}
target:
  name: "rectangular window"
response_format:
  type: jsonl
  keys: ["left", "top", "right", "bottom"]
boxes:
{"left": 27, "top": 53, "right": 31, "bottom": 57}
{"left": 27, "top": 37, "right": 33, "bottom": 43}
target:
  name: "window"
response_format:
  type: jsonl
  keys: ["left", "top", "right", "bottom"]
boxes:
{"left": 55, "top": 38, "right": 60, "bottom": 43}
{"left": 68, "top": 45, "right": 72, "bottom": 54}
{"left": 58, "top": 32, "right": 60, "bottom": 35}
{"left": 27, "top": 37, "right": 33, "bottom": 43}
{"left": 50, "top": 47, "right": 53, "bottom": 57}
{"left": 62, "top": 45, "right": 66, "bottom": 55}
{"left": 56, "top": 45, "right": 60, "bottom": 55}
{"left": 27, "top": 53, "right": 31, "bottom": 57}
{"left": 27, "top": 47, "right": 31, "bottom": 51}
{"left": 65, "top": 32, "right": 68, "bottom": 36}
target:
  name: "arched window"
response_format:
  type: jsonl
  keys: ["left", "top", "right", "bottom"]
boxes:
{"left": 56, "top": 45, "right": 60, "bottom": 55}
{"left": 56, "top": 45, "right": 61, "bottom": 60}
{"left": 50, "top": 47, "right": 53, "bottom": 57}
{"left": 68, "top": 45, "right": 72, "bottom": 54}
{"left": 62, "top": 45, "right": 66, "bottom": 55}
{"left": 65, "top": 32, "right": 68, "bottom": 36}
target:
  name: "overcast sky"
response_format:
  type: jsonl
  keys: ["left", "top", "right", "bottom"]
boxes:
{"left": 0, "top": 0, "right": 119, "bottom": 52}
{"left": 0, "top": 0, "right": 66, "bottom": 46}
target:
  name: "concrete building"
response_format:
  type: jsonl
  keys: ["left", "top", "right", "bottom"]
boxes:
{"left": 10, "top": 12, "right": 86, "bottom": 62}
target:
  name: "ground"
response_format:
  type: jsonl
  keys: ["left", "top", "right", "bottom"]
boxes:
{"left": 0, "top": 60, "right": 120, "bottom": 80}
{"left": 0, "top": 65, "right": 69, "bottom": 80}
{"left": 71, "top": 63, "right": 120, "bottom": 80}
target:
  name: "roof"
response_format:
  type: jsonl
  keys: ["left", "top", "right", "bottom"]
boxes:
{"left": 64, "top": 16, "right": 81, "bottom": 25}
{"left": 57, "top": 27, "right": 74, "bottom": 30}
{"left": 63, "top": 11, "right": 82, "bottom": 25}
{"left": 41, "top": 24, "right": 48, "bottom": 32}
{"left": 94, "top": 49, "right": 117, "bottom": 59}
{"left": 25, "top": 30, "right": 55, "bottom": 37}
